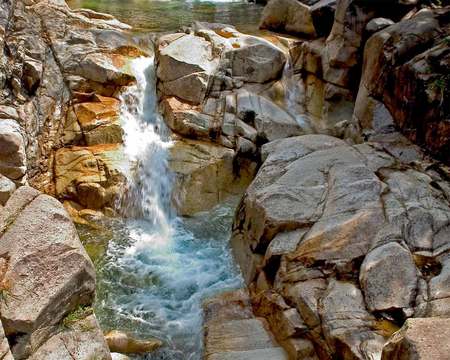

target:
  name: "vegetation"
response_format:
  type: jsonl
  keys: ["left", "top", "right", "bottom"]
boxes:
{"left": 62, "top": 305, "right": 94, "bottom": 329}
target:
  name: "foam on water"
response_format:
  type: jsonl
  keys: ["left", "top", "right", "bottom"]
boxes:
{"left": 94, "top": 56, "right": 242, "bottom": 359}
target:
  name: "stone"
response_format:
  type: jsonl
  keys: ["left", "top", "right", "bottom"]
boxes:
{"left": 28, "top": 314, "right": 111, "bottom": 360}
{"left": 54, "top": 147, "right": 106, "bottom": 197}
{"left": 0, "top": 174, "right": 16, "bottom": 206}
{"left": 161, "top": 97, "right": 220, "bottom": 140}
{"left": 236, "top": 91, "right": 304, "bottom": 142}
{"left": 22, "top": 57, "right": 43, "bottom": 94}
{"left": 224, "top": 36, "right": 287, "bottom": 83}
{"left": 359, "top": 242, "right": 418, "bottom": 314}
{"left": 157, "top": 34, "right": 218, "bottom": 104}
{"left": 170, "top": 139, "right": 253, "bottom": 215}
{"left": 320, "top": 281, "right": 385, "bottom": 360}
{"left": 259, "top": 0, "right": 316, "bottom": 37}
{"left": 0, "top": 320, "right": 13, "bottom": 360}
{"left": 0, "top": 187, "right": 95, "bottom": 358}
{"left": 74, "top": 96, "right": 123, "bottom": 145}
{"left": 381, "top": 318, "right": 450, "bottom": 360}
{"left": 111, "top": 353, "right": 130, "bottom": 360}
{"left": 0, "top": 120, "right": 26, "bottom": 180}
{"left": 77, "top": 182, "right": 107, "bottom": 209}
{"left": 105, "top": 330, "right": 162, "bottom": 354}
{"left": 366, "top": 17, "right": 395, "bottom": 35}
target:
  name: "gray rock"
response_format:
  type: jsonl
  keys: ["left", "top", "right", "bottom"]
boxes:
{"left": 0, "top": 187, "right": 95, "bottom": 357}
{"left": 366, "top": 17, "right": 395, "bottom": 34}
{"left": 0, "top": 174, "right": 16, "bottom": 206}
{"left": 0, "top": 120, "right": 27, "bottom": 180}
{"left": 28, "top": 314, "right": 111, "bottom": 360}
{"left": 360, "top": 242, "right": 418, "bottom": 314}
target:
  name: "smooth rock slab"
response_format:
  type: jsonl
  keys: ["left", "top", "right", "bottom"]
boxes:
{"left": 0, "top": 187, "right": 95, "bottom": 356}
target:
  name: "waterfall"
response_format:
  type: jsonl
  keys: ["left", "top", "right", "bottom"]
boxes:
{"left": 119, "top": 56, "right": 174, "bottom": 238}
{"left": 94, "top": 55, "right": 242, "bottom": 359}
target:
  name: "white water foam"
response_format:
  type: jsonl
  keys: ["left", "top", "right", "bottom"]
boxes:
{"left": 94, "top": 56, "right": 242, "bottom": 359}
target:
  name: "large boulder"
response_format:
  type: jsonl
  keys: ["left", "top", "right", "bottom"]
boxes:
{"left": 260, "top": 0, "right": 317, "bottom": 37}
{"left": 232, "top": 134, "right": 450, "bottom": 360}
{"left": 354, "top": 8, "right": 450, "bottom": 163}
{"left": 0, "top": 186, "right": 96, "bottom": 358}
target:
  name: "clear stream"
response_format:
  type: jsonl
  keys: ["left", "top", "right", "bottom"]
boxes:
{"left": 66, "top": 1, "right": 265, "bottom": 358}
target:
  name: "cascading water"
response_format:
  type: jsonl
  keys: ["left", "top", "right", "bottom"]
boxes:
{"left": 92, "top": 56, "right": 243, "bottom": 359}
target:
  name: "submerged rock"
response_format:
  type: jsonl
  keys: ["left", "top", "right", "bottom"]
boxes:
{"left": 105, "top": 330, "right": 162, "bottom": 354}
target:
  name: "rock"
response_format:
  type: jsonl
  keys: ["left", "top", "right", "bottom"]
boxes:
{"left": 157, "top": 34, "right": 217, "bottom": 104}
{"left": 366, "top": 17, "right": 395, "bottom": 35}
{"left": 77, "top": 182, "right": 107, "bottom": 210}
{"left": 260, "top": 0, "right": 316, "bottom": 37}
{"left": 381, "top": 318, "right": 450, "bottom": 360}
{"left": 232, "top": 134, "right": 450, "bottom": 360}
{"left": 0, "top": 174, "right": 16, "bottom": 205}
{"left": 169, "top": 139, "right": 254, "bottom": 215}
{"left": 73, "top": 96, "right": 123, "bottom": 145}
{"left": 22, "top": 57, "right": 43, "bottom": 94}
{"left": 0, "top": 186, "right": 95, "bottom": 358}
{"left": 0, "top": 320, "right": 13, "bottom": 360}
{"left": 355, "top": 8, "right": 449, "bottom": 163}
{"left": 161, "top": 97, "right": 220, "bottom": 140}
{"left": 236, "top": 91, "right": 304, "bottom": 142}
{"left": 310, "top": 0, "right": 336, "bottom": 37}
{"left": 360, "top": 243, "right": 418, "bottom": 315}
{"left": 224, "top": 35, "right": 287, "bottom": 83}
{"left": 54, "top": 147, "right": 106, "bottom": 197}
{"left": 0, "top": 120, "right": 26, "bottom": 181}
{"left": 204, "top": 290, "right": 288, "bottom": 360}
{"left": 105, "top": 330, "right": 162, "bottom": 354}
{"left": 320, "top": 281, "right": 385, "bottom": 360}
{"left": 28, "top": 314, "right": 111, "bottom": 360}
{"left": 111, "top": 353, "right": 130, "bottom": 360}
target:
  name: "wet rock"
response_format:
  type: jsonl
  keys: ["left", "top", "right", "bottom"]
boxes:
{"left": 28, "top": 314, "right": 111, "bottom": 360}
{"left": 0, "top": 186, "right": 95, "bottom": 358}
{"left": 0, "top": 174, "right": 16, "bottom": 206}
{"left": 260, "top": 0, "right": 316, "bottom": 37}
{"left": 169, "top": 139, "right": 254, "bottom": 215}
{"left": 360, "top": 242, "right": 417, "bottom": 315}
{"left": 105, "top": 330, "right": 162, "bottom": 354}
{"left": 381, "top": 318, "right": 450, "bottom": 360}
{"left": 77, "top": 182, "right": 107, "bottom": 210}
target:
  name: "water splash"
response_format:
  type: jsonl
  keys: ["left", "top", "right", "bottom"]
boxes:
{"left": 93, "top": 56, "right": 242, "bottom": 359}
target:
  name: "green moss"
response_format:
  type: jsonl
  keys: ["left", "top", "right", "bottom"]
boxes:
{"left": 62, "top": 305, "right": 94, "bottom": 329}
